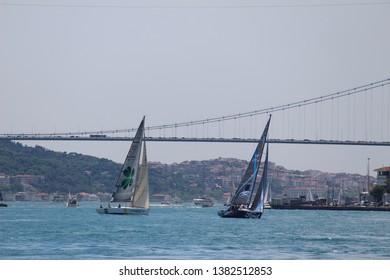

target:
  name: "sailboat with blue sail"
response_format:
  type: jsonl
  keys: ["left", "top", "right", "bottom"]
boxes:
{"left": 218, "top": 115, "right": 271, "bottom": 219}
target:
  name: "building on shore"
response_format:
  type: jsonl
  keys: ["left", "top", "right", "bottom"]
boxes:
{"left": 374, "top": 166, "right": 390, "bottom": 188}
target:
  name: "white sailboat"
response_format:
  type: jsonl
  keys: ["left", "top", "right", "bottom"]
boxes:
{"left": 306, "top": 189, "right": 314, "bottom": 202}
{"left": 66, "top": 190, "right": 78, "bottom": 207}
{"left": 263, "top": 182, "right": 272, "bottom": 209}
{"left": 96, "top": 117, "right": 149, "bottom": 215}
{"left": 224, "top": 181, "right": 237, "bottom": 206}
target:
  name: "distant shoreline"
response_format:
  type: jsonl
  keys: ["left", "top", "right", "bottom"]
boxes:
{"left": 271, "top": 205, "right": 390, "bottom": 211}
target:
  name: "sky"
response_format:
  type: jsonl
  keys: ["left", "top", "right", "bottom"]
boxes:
{"left": 1, "top": 0, "right": 390, "bottom": 175}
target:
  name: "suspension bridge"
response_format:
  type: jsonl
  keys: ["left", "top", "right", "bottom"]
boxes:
{"left": 1, "top": 78, "right": 390, "bottom": 147}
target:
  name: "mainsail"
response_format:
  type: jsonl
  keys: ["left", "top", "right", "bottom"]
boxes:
{"left": 230, "top": 116, "right": 271, "bottom": 207}
{"left": 112, "top": 117, "right": 145, "bottom": 202}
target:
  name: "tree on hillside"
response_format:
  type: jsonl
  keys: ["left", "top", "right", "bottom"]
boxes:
{"left": 370, "top": 186, "right": 385, "bottom": 202}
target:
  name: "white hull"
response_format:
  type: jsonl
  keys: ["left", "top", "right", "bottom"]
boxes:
{"left": 96, "top": 206, "right": 149, "bottom": 215}
{"left": 264, "top": 203, "right": 271, "bottom": 209}
{"left": 193, "top": 198, "right": 214, "bottom": 207}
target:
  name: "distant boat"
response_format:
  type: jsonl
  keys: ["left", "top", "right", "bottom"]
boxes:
{"left": 224, "top": 182, "right": 237, "bottom": 206}
{"left": 161, "top": 195, "right": 172, "bottom": 206}
{"left": 193, "top": 197, "right": 214, "bottom": 207}
{"left": 263, "top": 183, "right": 271, "bottom": 209}
{"left": 51, "top": 194, "right": 65, "bottom": 203}
{"left": 218, "top": 115, "right": 271, "bottom": 219}
{"left": 96, "top": 117, "right": 149, "bottom": 215}
{"left": 66, "top": 191, "right": 78, "bottom": 207}
{"left": 0, "top": 189, "right": 7, "bottom": 207}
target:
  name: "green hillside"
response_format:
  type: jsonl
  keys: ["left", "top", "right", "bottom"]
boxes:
{"left": 2, "top": 140, "right": 374, "bottom": 203}
{"left": 0, "top": 140, "right": 227, "bottom": 201}
{"left": 0, "top": 140, "right": 120, "bottom": 194}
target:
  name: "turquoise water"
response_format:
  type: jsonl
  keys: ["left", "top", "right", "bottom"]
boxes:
{"left": 1, "top": 202, "right": 390, "bottom": 260}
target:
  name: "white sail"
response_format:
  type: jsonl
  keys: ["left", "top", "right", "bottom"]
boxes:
{"left": 306, "top": 189, "right": 314, "bottom": 202}
{"left": 112, "top": 117, "right": 144, "bottom": 202}
{"left": 226, "top": 182, "right": 236, "bottom": 204}
{"left": 96, "top": 117, "right": 149, "bottom": 215}
{"left": 131, "top": 138, "right": 149, "bottom": 209}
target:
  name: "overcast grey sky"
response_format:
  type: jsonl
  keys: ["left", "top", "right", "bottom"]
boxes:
{"left": 1, "top": 0, "right": 390, "bottom": 175}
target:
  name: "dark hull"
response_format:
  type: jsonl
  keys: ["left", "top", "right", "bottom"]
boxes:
{"left": 271, "top": 205, "right": 390, "bottom": 211}
{"left": 218, "top": 209, "right": 262, "bottom": 219}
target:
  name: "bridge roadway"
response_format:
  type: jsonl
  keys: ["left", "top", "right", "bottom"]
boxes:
{"left": 1, "top": 135, "right": 390, "bottom": 146}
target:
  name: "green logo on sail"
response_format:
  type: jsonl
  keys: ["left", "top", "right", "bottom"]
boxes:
{"left": 121, "top": 166, "right": 135, "bottom": 189}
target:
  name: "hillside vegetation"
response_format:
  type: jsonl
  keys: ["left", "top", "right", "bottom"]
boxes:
{"left": 0, "top": 141, "right": 228, "bottom": 201}
{"left": 0, "top": 140, "right": 120, "bottom": 194}
{"left": 1, "top": 140, "right": 375, "bottom": 203}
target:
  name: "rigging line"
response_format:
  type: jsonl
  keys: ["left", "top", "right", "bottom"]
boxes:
{"left": 354, "top": 93, "right": 356, "bottom": 141}
{"left": 331, "top": 98, "right": 334, "bottom": 140}
{"left": 382, "top": 85, "right": 384, "bottom": 141}
{"left": 298, "top": 105, "right": 301, "bottom": 139}
{"left": 315, "top": 102, "right": 318, "bottom": 139}
{"left": 370, "top": 88, "right": 373, "bottom": 141}
{"left": 388, "top": 84, "right": 390, "bottom": 141}
{"left": 347, "top": 92, "right": 350, "bottom": 140}
{"left": 1, "top": 2, "right": 390, "bottom": 9}
{"left": 337, "top": 96, "right": 340, "bottom": 140}
{"left": 365, "top": 89, "right": 368, "bottom": 141}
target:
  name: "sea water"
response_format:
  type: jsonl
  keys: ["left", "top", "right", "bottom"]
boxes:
{"left": 1, "top": 202, "right": 390, "bottom": 260}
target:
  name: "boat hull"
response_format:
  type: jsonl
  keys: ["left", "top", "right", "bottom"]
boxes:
{"left": 96, "top": 206, "right": 149, "bottom": 215}
{"left": 66, "top": 203, "right": 78, "bottom": 208}
{"left": 217, "top": 209, "right": 262, "bottom": 219}
{"left": 193, "top": 198, "right": 214, "bottom": 207}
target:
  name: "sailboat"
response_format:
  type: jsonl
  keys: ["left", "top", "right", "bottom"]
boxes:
{"left": 224, "top": 181, "right": 237, "bottom": 206}
{"left": 218, "top": 115, "right": 271, "bottom": 219}
{"left": 0, "top": 189, "right": 7, "bottom": 207}
{"left": 66, "top": 190, "right": 78, "bottom": 207}
{"left": 263, "top": 182, "right": 272, "bottom": 209}
{"left": 96, "top": 117, "right": 150, "bottom": 215}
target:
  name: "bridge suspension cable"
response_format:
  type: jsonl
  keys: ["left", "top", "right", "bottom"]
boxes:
{"left": 109, "top": 78, "right": 390, "bottom": 134}
{"left": 4, "top": 78, "right": 390, "bottom": 137}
